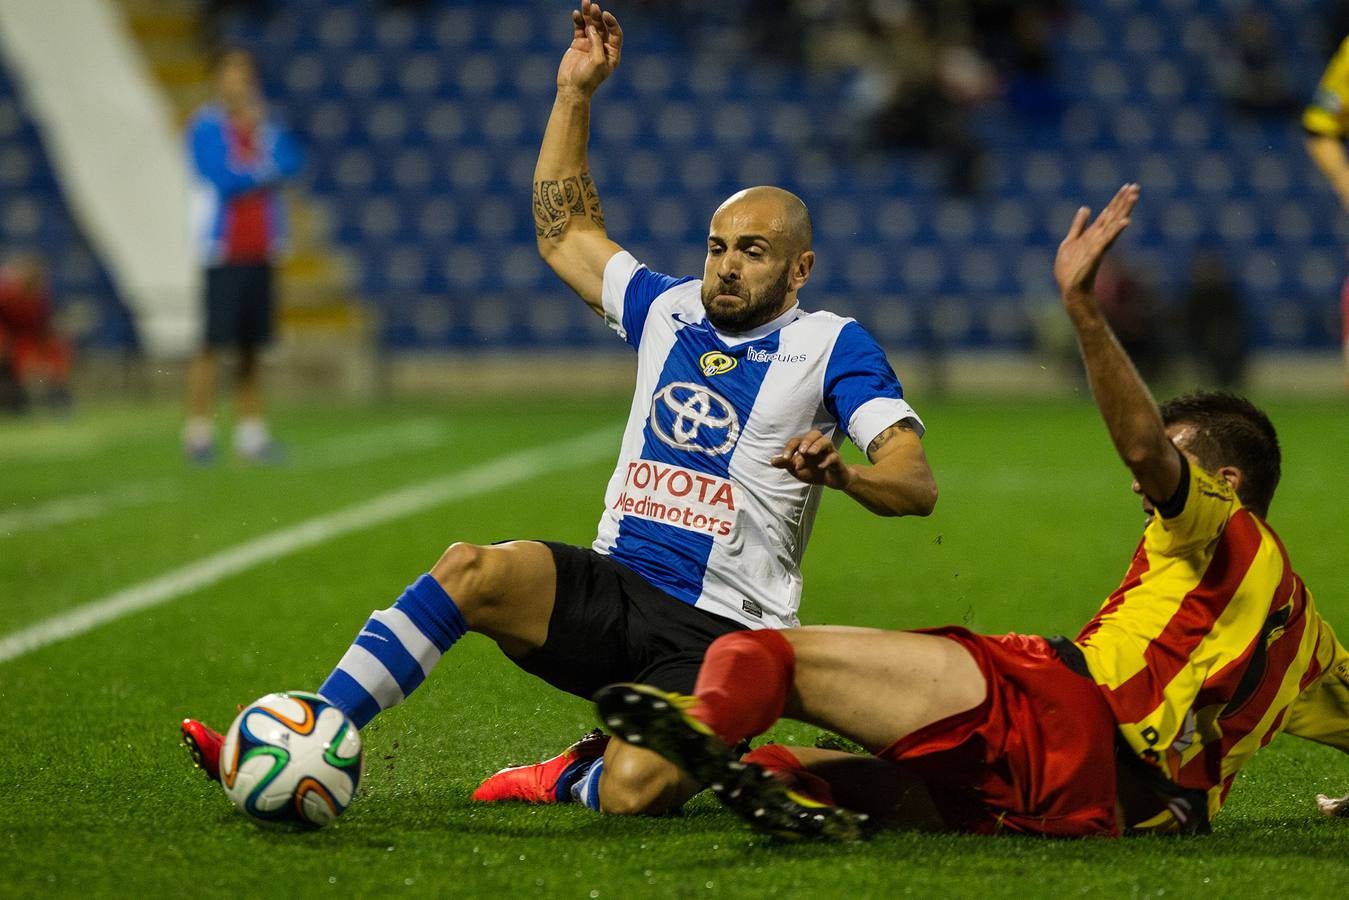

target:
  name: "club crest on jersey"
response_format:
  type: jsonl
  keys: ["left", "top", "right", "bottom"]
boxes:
{"left": 650, "top": 382, "right": 741, "bottom": 456}
{"left": 699, "top": 350, "right": 737, "bottom": 377}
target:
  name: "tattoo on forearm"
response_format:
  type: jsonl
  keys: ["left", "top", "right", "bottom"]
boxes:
{"left": 533, "top": 170, "right": 605, "bottom": 239}
{"left": 579, "top": 169, "right": 605, "bottom": 229}
{"left": 867, "top": 420, "right": 916, "bottom": 458}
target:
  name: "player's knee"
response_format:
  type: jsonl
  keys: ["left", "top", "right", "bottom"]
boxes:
{"left": 597, "top": 748, "right": 685, "bottom": 816}
{"left": 430, "top": 542, "right": 497, "bottom": 611}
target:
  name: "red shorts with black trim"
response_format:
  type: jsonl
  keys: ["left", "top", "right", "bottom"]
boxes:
{"left": 878, "top": 627, "right": 1121, "bottom": 837}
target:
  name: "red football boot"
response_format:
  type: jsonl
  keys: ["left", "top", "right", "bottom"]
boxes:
{"left": 472, "top": 729, "right": 610, "bottom": 803}
{"left": 181, "top": 718, "right": 224, "bottom": 783}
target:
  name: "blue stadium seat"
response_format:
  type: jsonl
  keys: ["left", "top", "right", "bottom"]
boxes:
{"left": 184, "top": 0, "right": 1345, "bottom": 351}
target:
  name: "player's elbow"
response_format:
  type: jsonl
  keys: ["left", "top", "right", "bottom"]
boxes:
{"left": 908, "top": 479, "right": 938, "bottom": 517}
{"left": 877, "top": 478, "right": 936, "bottom": 517}
{"left": 536, "top": 234, "right": 578, "bottom": 278}
{"left": 1119, "top": 437, "right": 1169, "bottom": 475}
{"left": 536, "top": 234, "right": 560, "bottom": 262}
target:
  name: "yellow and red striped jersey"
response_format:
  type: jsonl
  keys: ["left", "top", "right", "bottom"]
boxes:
{"left": 1304, "top": 36, "right": 1349, "bottom": 137}
{"left": 1074, "top": 458, "right": 1348, "bottom": 831}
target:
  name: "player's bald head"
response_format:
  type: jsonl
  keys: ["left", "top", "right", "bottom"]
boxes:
{"left": 712, "top": 186, "right": 813, "bottom": 256}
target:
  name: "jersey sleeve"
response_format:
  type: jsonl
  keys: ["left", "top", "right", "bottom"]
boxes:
{"left": 1284, "top": 624, "right": 1349, "bottom": 754}
{"left": 264, "top": 120, "right": 305, "bottom": 180}
{"left": 1304, "top": 37, "right": 1349, "bottom": 137}
{"left": 822, "top": 320, "right": 924, "bottom": 453}
{"left": 600, "top": 250, "right": 695, "bottom": 350}
{"left": 1144, "top": 457, "right": 1238, "bottom": 557}
{"left": 187, "top": 112, "right": 271, "bottom": 198}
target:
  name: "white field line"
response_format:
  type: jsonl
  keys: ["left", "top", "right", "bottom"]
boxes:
{"left": 0, "top": 426, "right": 616, "bottom": 665}
{"left": 0, "top": 419, "right": 452, "bottom": 538}
{"left": 303, "top": 417, "right": 450, "bottom": 469}
{"left": 0, "top": 479, "right": 177, "bottom": 536}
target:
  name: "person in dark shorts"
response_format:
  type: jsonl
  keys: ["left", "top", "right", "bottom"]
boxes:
{"left": 598, "top": 185, "right": 1349, "bottom": 841}
{"left": 179, "top": 1, "right": 939, "bottom": 821}
{"left": 183, "top": 47, "right": 302, "bottom": 462}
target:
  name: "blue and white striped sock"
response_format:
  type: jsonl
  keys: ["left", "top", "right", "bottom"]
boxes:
{"left": 568, "top": 759, "right": 604, "bottom": 811}
{"left": 318, "top": 574, "right": 467, "bottom": 728}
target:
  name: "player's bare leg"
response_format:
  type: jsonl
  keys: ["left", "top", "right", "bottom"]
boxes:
{"left": 452, "top": 541, "right": 705, "bottom": 814}
{"left": 766, "top": 744, "right": 944, "bottom": 830}
{"left": 233, "top": 345, "right": 276, "bottom": 461}
{"left": 183, "top": 348, "right": 217, "bottom": 461}
{"left": 429, "top": 540, "right": 557, "bottom": 657}
{"left": 598, "top": 626, "right": 985, "bottom": 837}
{"left": 595, "top": 735, "right": 701, "bottom": 815}
{"left": 778, "top": 627, "right": 986, "bottom": 751}
{"left": 184, "top": 540, "right": 559, "bottom": 782}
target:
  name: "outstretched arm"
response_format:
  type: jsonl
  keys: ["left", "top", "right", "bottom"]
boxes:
{"left": 771, "top": 421, "right": 937, "bottom": 518}
{"left": 1053, "top": 184, "right": 1182, "bottom": 506}
{"left": 534, "top": 1, "right": 624, "bottom": 313}
{"left": 1306, "top": 135, "right": 1349, "bottom": 214}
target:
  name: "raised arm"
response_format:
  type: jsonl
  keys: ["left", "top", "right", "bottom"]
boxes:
{"left": 1053, "top": 184, "right": 1182, "bottom": 505}
{"left": 534, "top": 1, "right": 624, "bottom": 313}
{"left": 1305, "top": 135, "right": 1349, "bottom": 214}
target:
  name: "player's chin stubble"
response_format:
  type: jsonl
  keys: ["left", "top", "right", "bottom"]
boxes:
{"left": 701, "top": 266, "right": 791, "bottom": 334}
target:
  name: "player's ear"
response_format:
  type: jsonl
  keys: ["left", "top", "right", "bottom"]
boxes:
{"left": 790, "top": 250, "right": 815, "bottom": 290}
{"left": 1217, "top": 465, "right": 1243, "bottom": 497}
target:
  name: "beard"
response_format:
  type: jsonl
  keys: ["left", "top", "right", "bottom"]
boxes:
{"left": 700, "top": 265, "right": 792, "bottom": 333}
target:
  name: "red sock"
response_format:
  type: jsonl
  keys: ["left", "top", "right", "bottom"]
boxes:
{"left": 743, "top": 744, "right": 836, "bottom": 806}
{"left": 690, "top": 630, "right": 795, "bottom": 746}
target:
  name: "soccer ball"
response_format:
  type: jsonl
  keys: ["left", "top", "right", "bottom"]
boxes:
{"left": 220, "top": 691, "right": 363, "bottom": 827}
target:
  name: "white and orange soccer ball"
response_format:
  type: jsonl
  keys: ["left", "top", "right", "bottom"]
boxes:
{"left": 220, "top": 691, "right": 363, "bottom": 828}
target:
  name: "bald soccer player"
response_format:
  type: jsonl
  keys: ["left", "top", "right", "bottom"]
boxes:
{"left": 179, "top": 0, "right": 937, "bottom": 818}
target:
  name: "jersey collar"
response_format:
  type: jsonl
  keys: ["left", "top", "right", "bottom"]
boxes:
{"left": 713, "top": 303, "right": 804, "bottom": 347}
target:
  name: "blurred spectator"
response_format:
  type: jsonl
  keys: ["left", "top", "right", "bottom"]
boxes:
{"left": 1094, "top": 255, "right": 1167, "bottom": 383}
{"left": 1323, "top": 0, "right": 1349, "bottom": 58}
{"left": 1218, "top": 11, "right": 1299, "bottom": 118}
{"left": 741, "top": 0, "right": 809, "bottom": 65}
{"left": 1182, "top": 252, "right": 1248, "bottom": 388}
{"left": 0, "top": 254, "right": 72, "bottom": 414}
{"left": 184, "top": 48, "right": 303, "bottom": 463}
{"left": 971, "top": 0, "right": 1066, "bottom": 118}
{"left": 803, "top": 0, "right": 998, "bottom": 193}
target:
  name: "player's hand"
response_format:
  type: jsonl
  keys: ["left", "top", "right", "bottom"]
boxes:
{"left": 1054, "top": 183, "right": 1140, "bottom": 307}
{"left": 771, "top": 431, "right": 852, "bottom": 490}
{"left": 556, "top": 1, "right": 623, "bottom": 96}
{"left": 1316, "top": 792, "right": 1349, "bottom": 817}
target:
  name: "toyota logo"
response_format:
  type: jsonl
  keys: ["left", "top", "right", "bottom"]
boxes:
{"left": 649, "top": 382, "right": 741, "bottom": 456}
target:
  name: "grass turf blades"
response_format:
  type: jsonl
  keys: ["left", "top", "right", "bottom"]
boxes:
{"left": 1, "top": 396, "right": 1347, "bottom": 896}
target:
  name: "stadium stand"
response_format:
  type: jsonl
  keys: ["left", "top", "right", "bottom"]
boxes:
{"left": 1, "top": 0, "right": 1345, "bottom": 357}
{"left": 0, "top": 61, "right": 133, "bottom": 350}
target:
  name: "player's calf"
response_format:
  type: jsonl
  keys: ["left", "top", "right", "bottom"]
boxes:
{"left": 594, "top": 683, "right": 871, "bottom": 841}
{"left": 595, "top": 740, "right": 699, "bottom": 816}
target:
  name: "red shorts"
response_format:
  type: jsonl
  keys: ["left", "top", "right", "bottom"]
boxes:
{"left": 878, "top": 628, "right": 1121, "bottom": 837}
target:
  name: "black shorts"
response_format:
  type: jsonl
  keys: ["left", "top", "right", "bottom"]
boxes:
{"left": 204, "top": 262, "right": 274, "bottom": 349}
{"left": 512, "top": 542, "right": 748, "bottom": 699}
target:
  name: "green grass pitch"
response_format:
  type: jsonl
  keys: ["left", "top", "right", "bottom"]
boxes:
{"left": 2, "top": 392, "right": 1347, "bottom": 897}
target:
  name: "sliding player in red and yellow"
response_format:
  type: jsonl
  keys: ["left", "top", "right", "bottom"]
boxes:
{"left": 1304, "top": 36, "right": 1349, "bottom": 393}
{"left": 597, "top": 185, "right": 1349, "bottom": 839}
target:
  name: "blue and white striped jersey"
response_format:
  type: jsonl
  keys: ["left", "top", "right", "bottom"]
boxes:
{"left": 593, "top": 251, "right": 924, "bottom": 629}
